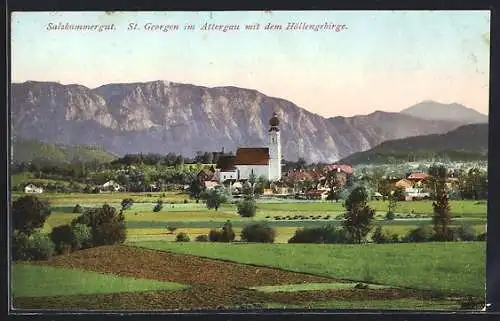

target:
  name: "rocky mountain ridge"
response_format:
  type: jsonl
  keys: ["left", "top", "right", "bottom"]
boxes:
{"left": 11, "top": 80, "right": 475, "bottom": 163}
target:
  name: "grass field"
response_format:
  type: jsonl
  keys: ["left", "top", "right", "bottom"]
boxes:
{"left": 12, "top": 264, "right": 188, "bottom": 298}
{"left": 37, "top": 192, "right": 486, "bottom": 244}
{"left": 130, "top": 242, "right": 485, "bottom": 297}
{"left": 13, "top": 191, "right": 487, "bottom": 217}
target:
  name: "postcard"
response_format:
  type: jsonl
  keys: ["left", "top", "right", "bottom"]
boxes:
{"left": 9, "top": 10, "right": 489, "bottom": 312}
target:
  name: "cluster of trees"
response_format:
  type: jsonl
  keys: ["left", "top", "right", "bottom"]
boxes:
{"left": 176, "top": 220, "right": 276, "bottom": 243}
{"left": 11, "top": 195, "right": 127, "bottom": 261}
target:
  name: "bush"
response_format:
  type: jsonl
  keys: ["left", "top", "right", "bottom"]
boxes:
{"left": 121, "top": 198, "right": 134, "bottom": 210}
{"left": 73, "top": 204, "right": 83, "bottom": 213}
{"left": 12, "top": 195, "right": 51, "bottom": 235}
{"left": 404, "top": 226, "right": 434, "bottom": 243}
{"left": 208, "top": 221, "right": 235, "bottom": 242}
{"left": 71, "top": 205, "right": 126, "bottom": 246}
{"left": 12, "top": 231, "right": 31, "bottom": 261}
{"left": 195, "top": 235, "right": 209, "bottom": 242}
{"left": 454, "top": 224, "right": 477, "bottom": 241}
{"left": 183, "top": 199, "right": 189, "bottom": 204}
{"left": 288, "top": 225, "right": 351, "bottom": 244}
{"left": 385, "top": 211, "right": 395, "bottom": 220}
{"left": 208, "top": 229, "right": 220, "bottom": 242}
{"left": 15, "top": 230, "right": 56, "bottom": 261}
{"left": 153, "top": 200, "right": 163, "bottom": 212}
{"left": 176, "top": 232, "right": 190, "bottom": 242}
{"left": 241, "top": 222, "right": 276, "bottom": 243}
{"left": 237, "top": 197, "right": 257, "bottom": 217}
{"left": 477, "top": 233, "right": 486, "bottom": 241}
{"left": 372, "top": 226, "right": 396, "bottom": 244}
{"left": 71, "top": 223, "right": 93, "bottom": 250}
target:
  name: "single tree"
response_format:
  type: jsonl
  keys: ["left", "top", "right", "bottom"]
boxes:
{"left": 12, "top": 195, "right": 51, "bottom": 235}
{"left": 201, "top": 189, "right": 228, "bottom": 211}
{"left": 429, "top": 165, "right": 453, "bottom": 241}
{"left": 387, "top": 191, "right": 398, "bottom": 218}
{"left": 189, "top": 179, "right": 204, "bottom": 199}
{"left": 378, "top": 179, "right": 393, "bottom": 201}
{"left": 237, "top": 196, "right": 257, "bottom": 217}
{"left": 342, "top": 186, "right": 375, "bottom": 244}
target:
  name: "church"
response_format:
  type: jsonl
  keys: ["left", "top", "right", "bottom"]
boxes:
{"left": 215, "top": 112, "right": 282, "bottom": 184}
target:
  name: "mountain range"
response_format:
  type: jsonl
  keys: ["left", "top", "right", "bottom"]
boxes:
{"left": 400, "top": 100, "right": 488, "bottom": 123}
{"left": 11, "top": 80, "right": 488, "bottom": 163}
{"left": 340, "top": 123, "right": 488, "bottom": 165}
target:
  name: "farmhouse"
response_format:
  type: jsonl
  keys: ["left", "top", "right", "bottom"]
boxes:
{"left": 215, "top": 113, "right": 282, "bottom": 184}
{"left": 24, "top": 183, "right": 43, "bottom": 194}
{"left": 100, "top": 180, "right": 124, "bottom": 192}
{"left": 394, "top": 178, "right": 413, "bottom": 189}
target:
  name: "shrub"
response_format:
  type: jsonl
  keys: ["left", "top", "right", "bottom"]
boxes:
{"left": 208, "top": 221, "right": 235, "bottom": 242}
{"left": 12, "top": 231, "right": 31, "bottom": 261}
{"left": 288, "top": 225, "right": 351, "bottom": 244}
{"left": 404, "top": 225, "right": 434, "bottom": 243}
{"left": 385, "top": 211, "right": 395, "bottom": 220}
{"left": 372, "top": 226, "right": 396, "bottom": 244}
{"left": 241, "top": 222, "right": 276, "bottom": 243}
{"left": 176, "top": 232, "right": 190, "bottom": 242}
{"left": 195, "top": 235, "right": 209, "bottom": 242}
{"left": 183, "top": 199, "right": 189, "bottom": 204}
{"left": 208, "top": 229, "right": 219, "bottom": 242}
{"left": 167, "top": 226, "right": 177, "bottom": 234}
{"left": 121, "top": 198, "right": 134, "bottom": 210}
{"left": 71, "top": 223, "right": 92, "bottom": 250}
{"left": 477, "top": 233, "right": 486, "bottom": 241}
{"left": 237, "top": 197, "right": 257, "bottom": 217}
{"left": 153, "top": 200, "right": 163, "bottom": 212}
{"left": 71, "top": 205, "right": 126, "bottom": 246}
{"left": 24, "top": 230, "right": 55, "bottom": 261}
{"left": 454, "top": 224, "right": 477, "bottom": 241}
{"left": 73, "top": 204, "right": 83, "bottom": 213}
{"left": 12, "top": 195, "right": 51, "bottom": 235}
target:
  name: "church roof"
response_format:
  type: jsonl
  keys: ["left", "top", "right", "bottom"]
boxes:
{"left": 234, "top": 148, "right": 270, "bottom": 166}
{"left": 216, "top": 155, "right": 237, "bottom": 171}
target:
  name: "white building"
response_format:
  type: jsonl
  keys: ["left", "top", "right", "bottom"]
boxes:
{"left": 24, "top": 184, "right": 43, "bottom": 194}
{"left": 215, "top": 113, "right": 282, "bottom": 184}
{"left": 100, "top": 180, "right": 123, "bottom": 192}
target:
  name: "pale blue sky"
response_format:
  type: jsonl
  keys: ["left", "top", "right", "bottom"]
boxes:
{"left": 11, "top": 11, "right": 490, "bottom": 117}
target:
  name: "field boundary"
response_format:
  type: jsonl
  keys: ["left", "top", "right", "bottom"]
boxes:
{"left": 127, "top": 243, "right": 463, "bottom": 297}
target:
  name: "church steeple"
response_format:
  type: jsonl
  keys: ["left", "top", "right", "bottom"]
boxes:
{"left": 269, "top": 112, "right": 280, "bottom": 132}
{"left": 268, "top": 112, "right": 282, "bottom": 181}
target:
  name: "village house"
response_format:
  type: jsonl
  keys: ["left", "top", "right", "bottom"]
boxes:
{"left": 394, "top": 178, "right": 414, "bottom": 190}
{"left": 24, "top": 183, "right": 43, "bottom": 194}
{"left": 100, "top": 180, "right": 124, "bottom": 192}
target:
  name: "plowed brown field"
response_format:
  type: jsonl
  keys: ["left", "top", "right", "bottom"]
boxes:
{"left": 13, "top": 245, "right": 433, "bottom": 311}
